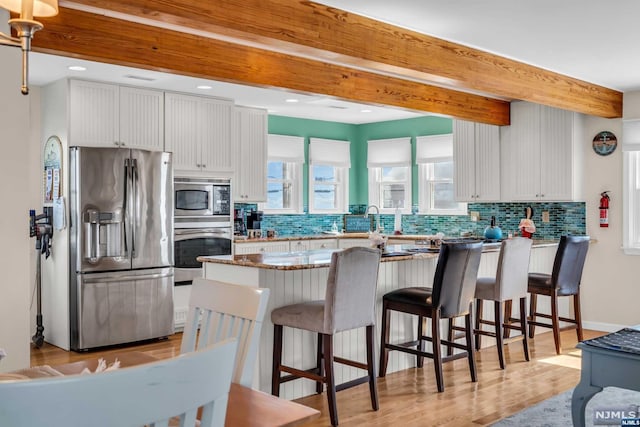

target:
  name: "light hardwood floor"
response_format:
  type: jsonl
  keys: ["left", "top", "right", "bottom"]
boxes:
{"left": 31, "top": 329, "right": 604, "bottom": 427}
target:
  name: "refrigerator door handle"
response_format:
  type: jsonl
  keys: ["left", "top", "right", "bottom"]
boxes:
{"left": 131, "top": 158, "right": 139, "bottom": 258}
{"left": 123, "top": 158, "right": 130, "bottom": 258}
{"left": 80, "top": 271, "right": 173, "bottom": 284}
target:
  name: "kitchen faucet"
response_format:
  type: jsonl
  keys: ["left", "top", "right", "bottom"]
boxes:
{"left": 364, "top": 205, "right": 381, "bottom": 232}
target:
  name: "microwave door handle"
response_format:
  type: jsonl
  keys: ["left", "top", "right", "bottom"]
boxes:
{"left": 131, "top": 158, "right": 139, "bottom": 258}
{"left": 122, "top": 158, "right": 129, "bottom": 258}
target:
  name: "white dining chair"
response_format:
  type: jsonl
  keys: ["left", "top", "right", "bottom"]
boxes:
{"left": 0, "top": 339, "right": 238, "bottom": 427}
{"left": 181, "top": 277, "right": 270, "bottom": 387}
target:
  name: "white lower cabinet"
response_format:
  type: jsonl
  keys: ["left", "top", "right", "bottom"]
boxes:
{"left": 234, "top": 241, "right": 290, "bottom": 255}
{"left": 337, "top": 238, "right": 370, "bottom": 249}
{"left": 289, "top": 240, "right": 310, "bottom": 252}
{"left": 308, "top": 239, "right": 338, "bottom": 250}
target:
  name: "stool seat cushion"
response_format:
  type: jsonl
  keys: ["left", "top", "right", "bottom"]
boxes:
{"left": 271, "top": 301, "right": 327, "bottom": 334}
{"left": 383, "top": 287, "right": 433, "bottom": 306}
{"left": 474, "top": 277, "right": 497, "bottom": 301}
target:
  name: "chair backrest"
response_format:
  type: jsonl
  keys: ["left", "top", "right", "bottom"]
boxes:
{"left": 432, "top": 241, "right": 483, "bottom": 318}
{"left": 325, "top": 246, "right": 381, "bottom": 333}
{"left": 551, "top": 235, "right": 590, "bottom": 296}
{"left": 181, "top": 278, "right": 270, "bottom": 387}
{"left": 0, "top": 339, "right": 238, "bottom": 427}
{"left": 494, "top": 237, "right": 533, "bottom": 301}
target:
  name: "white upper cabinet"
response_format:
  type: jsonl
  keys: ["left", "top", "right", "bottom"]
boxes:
{"left": 69, "top": 80, "right": 163, "bottom": 150}
{"left": 501, "top": 101, "right": 583, "bottom": 201}
{"left": 165, "top": 92, "right": 233, "bottom": 174}
{"left": 119, "top": 86, "right": 164, "bottom": 151}
{"left": 232, "top": 106, "right": 267, "bottom": 202}
{"left": 453, "top": 120, "right": 500, "bottom": 202}
{"left": 69, "top": 80, "right": 118, "bottom": 147}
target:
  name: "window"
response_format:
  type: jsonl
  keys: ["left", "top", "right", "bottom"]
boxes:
{"left": 623, "top": 120, "right": 640, "bottom": 254}
{"left": 367, "top": 138, "right": 412, "bottom": 213}
{"left": 259, "top": 135, "right": 304, "bottom": 214}
{"left": 309, "top": 138, "right": 350, "bottom": 213}
{"left": 416, "top": 134, "right": 467, "bottom": 215}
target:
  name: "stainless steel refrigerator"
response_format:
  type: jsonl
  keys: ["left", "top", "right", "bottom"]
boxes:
{"left": 69, "top": 146, "right": 174, "bottom": 350}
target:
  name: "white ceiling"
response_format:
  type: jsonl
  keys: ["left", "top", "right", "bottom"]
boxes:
{"left": 30, "top": 1, "right": 639, "bottom": 124}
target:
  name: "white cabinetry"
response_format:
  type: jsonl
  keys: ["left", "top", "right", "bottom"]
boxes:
{"left": 308, "top": 239, "right": 338, "bottom": 249}
{"left": 337, "top": 238, "right": 369, "bottom": 249}
{"left": 290, "top": 240, "right": 310, "bottom": 252}
{"left": 501, "top": 102, "right": 583, "bottom": 201}
{"left": 165, "top": 92, "right": 233, "bottom": 174}
{"left": 69, "top": 80, "right": 164, "bottom": 150}
{"left": 453, "top": 120, "right": 500, "bottom": 202}
{"left": 233, "top": 106, "right": 267, "bottom": 202}
{"left": 234, "top": 241, "right": 290, "bottom": 255}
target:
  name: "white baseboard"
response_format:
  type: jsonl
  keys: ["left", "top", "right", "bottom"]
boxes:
{"left": 582, "top": 320, "right": 627, "bottom": 333}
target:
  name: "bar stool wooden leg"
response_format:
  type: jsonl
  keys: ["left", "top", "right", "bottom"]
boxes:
{"left": 272, "top": 324, "right": 284, "bottom": 396}
{"left": 316, "top": 333, "right": 324, "bottom": 394}
{"left": 417, "top": 315, "right": 425, "bottom": 367}
{"left": 366, "top": 325, "right": 379, "bottom": 411}
{"left": 475, "top": 298, "right": 483, "bottom": 351}
{"left": 551, "top": 292, "right": 561, "bottom": 355}
{"left": 574, "top": 293, "right": 584, "bottom": 342}
{"left": 432, "top": 310, "right": 444, "bottom": 392}
{"left": 465, "top": 309, "right": 477, "bottom": 382}
{"left": 494, "top": 301, "right": 505, "bottom": 369}
{"left": 528, "top": 293, "right": 538, "bottom": 339}
{"left": 446, "top": 318, "right": 455, "bottom": 357}
{"left": 323, "top": 334, "right": 338, "bottom": 426}
{"left": 379, "top": 303, "right": 390, "bottom": 377}
{"left": 503, "top": 299, "right": 513, "bottom": 339}
{"left": 519, "top": 297, "right": 530, "bottom": 361}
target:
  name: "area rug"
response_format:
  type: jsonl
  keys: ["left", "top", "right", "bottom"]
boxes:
{"left": 492, "top": 387, "right": 640, "bottom": 427}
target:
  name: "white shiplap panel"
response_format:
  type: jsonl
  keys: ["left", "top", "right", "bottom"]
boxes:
{"left": 119, "top": 86, "right": 164, "bottom": 151}
{"left": 165, "top": 93, "right": 200, "bottom": 172}
{"left": 453, "top": 120, "right": 476, "bottom": 201}
{"left": 69, "top": 80, "right": 118, "bottom": 147}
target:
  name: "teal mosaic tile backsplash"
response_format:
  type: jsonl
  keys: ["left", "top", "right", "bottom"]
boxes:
{"left": 235, "top": 202, "right": 586, "bottom": 239}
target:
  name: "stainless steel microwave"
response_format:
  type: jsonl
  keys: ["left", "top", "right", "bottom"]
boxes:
{"left": 174, "top": 178, "right": 231, "bottom": 217}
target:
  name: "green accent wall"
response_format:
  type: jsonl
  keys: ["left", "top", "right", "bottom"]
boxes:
{"left": 268, "top": 115, "right": 452, "bottom": 209}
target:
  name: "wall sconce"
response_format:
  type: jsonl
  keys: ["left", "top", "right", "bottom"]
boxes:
{"left": 0, "top": 0, "right": 58, "bottom": 95}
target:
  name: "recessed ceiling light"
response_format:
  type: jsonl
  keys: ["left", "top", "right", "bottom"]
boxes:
{"left": 361, "top": 109, "right": 372, "bottom": 113}
{"left": 68, "top": 66, "right": 86, "bottom": 71}
{"left": 285, "top": 98, "right": 299, "bottom": 103}
{"left": 197, "top": 85, "right": 212, "bottom": 90}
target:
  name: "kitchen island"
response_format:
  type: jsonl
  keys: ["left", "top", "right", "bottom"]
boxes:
{"left": 198, "top": 242, "right": 559, "bottom": 400}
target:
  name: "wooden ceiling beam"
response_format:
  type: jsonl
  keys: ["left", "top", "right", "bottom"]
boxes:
{"left": 33, "top": 7, "right": 510, "bottom": 125}
{"left": 58, "top": 0, "right": 622, "bottom": 118}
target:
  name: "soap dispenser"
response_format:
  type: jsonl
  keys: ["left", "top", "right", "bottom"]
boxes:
{"left": 331, "top": 221, "right": 339, "bottom": 233}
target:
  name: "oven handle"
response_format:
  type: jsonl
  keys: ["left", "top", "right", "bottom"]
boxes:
{"left": 175, "top": 228, "right": 232, "bottom": 240}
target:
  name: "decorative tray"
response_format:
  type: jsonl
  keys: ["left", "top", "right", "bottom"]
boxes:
{"left": 581, "top": 328, "right": 640, "bottom": 355}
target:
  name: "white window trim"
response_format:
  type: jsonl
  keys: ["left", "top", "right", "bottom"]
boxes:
{"left": 259, "top": 161, "right": 303, "bottom": 214}
{"left": 367, "top": 166, "right": 412, "bottom": 214}
{"left": 418, "top": 162, "right": 467, "bottom": 216}
{"left": 623, "top": 119, "right": 640, "bottom": 254}
{"left": 309, "top": 165, "right": 350, "bottom": 214}
{"left": 367, "top": 137, "right": 412, "bottom": 214}
{"left": 259, "top": 135, "right": 305, "bottom": 214}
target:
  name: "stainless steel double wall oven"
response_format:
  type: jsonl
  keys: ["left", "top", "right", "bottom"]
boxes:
{"left": 174, "top": 177, "right": 233, "bottom": 286}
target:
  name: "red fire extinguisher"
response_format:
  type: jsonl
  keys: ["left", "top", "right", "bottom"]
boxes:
{"left": 599, "top": 191, "right": 610, "bottom": 228}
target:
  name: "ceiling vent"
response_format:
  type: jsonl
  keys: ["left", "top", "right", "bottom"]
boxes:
{"left": 123, "top": 74, "right": 157, "bottom": 82}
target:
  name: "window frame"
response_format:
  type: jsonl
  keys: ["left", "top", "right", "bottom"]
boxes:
{"left": 418, "top": 160, "right": 467, "bottom": 216}
{"left": 367, "top": 166, "right": 412, "bottom": 214}
{"left": 308, "top": 164, "right": 349, "bottom": 214}
{"left": 259, "top": 160, "right": 303, "bottom": 214}
{"left": 259, "top": 135, "right": 304, "bottom": 214}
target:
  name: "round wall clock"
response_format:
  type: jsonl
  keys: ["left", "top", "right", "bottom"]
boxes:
{"left": 592, "top": 131, "right": 617, "bottom": 156}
